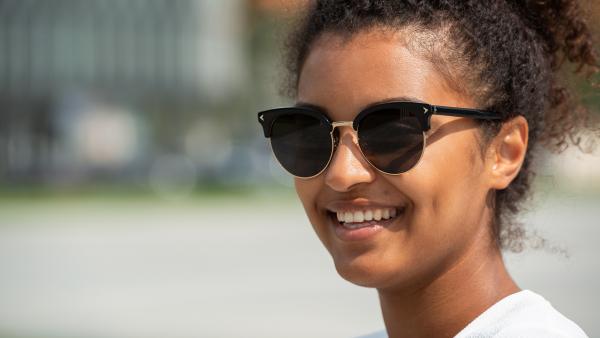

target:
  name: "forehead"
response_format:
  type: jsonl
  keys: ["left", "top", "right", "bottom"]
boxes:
{"left": 297, "top": 29, "right": 473, "bottom": 121}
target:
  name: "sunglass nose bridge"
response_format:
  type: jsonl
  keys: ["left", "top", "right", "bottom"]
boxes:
{"left": 331, "top": 121, "right": 354, "bottom": 129}
{"left": 330, "top": 121, "right": 357, "bottom": 151}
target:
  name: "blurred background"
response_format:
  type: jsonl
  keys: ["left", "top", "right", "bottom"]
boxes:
{"left": 0, "top": 1, "right": 598, "bottom": 337}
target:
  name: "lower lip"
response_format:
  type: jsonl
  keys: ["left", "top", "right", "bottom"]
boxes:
{"left": 331, "top": 212, "right": 403, "bottom": 242}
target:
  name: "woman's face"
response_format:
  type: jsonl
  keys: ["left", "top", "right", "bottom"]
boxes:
{"left": 295, "top": 29, "right": 495, "bottom": 290}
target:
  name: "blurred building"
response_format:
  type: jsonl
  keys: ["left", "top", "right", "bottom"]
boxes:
{"left": 0, "top": 0, "right": 261, "bottom": 189}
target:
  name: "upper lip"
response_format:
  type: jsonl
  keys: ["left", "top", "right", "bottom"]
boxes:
{"left": 324, "top": 199, "right": 407, "bottom": 213}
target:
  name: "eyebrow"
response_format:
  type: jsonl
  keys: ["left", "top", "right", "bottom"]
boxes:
{"left": 294, "top": 95, "right": 426, "bottom": 114}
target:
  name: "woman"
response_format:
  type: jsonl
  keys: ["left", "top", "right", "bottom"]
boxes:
{"left": 257, "top": 1, "right": 597, "bottom": 337}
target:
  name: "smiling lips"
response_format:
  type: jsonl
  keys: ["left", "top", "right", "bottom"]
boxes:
{"left": 326, "top": 205, "right": 405, "bottom": 241}
{"left": 328, "top": 205, "right": 405, "bottom": 233}
{"left": 324, "top": 200, "right": 407, "bottom": 240}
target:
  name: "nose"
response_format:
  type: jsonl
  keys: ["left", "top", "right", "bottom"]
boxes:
{"left": 324, "top": 127, "right": 376, "bottom": 192}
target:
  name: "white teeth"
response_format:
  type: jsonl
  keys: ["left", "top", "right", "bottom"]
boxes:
{"left": 354, "top": 211, "right": 364, "bottom": 223}
{"left": 335, "top": 207, "right": 400, "bottom": 224}
{"left": 373, "top": 209, "right": 382, "bottom": 221}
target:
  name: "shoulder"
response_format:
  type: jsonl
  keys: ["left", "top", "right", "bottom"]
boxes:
{"left": 494, "top": 325, "right": 585, "bottom": 338}
{"left": 455, "top": 290, "right": 588, "bottom": 338}
{"left": 354, "top": 290, "right": 587, "bottom": 338}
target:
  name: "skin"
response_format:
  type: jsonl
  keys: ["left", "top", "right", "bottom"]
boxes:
{"left": 293, "top": 29, "right": 529, "bottom": 338}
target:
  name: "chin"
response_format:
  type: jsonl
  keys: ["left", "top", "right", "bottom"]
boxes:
{"left": 332, "top": 253, "right": 399, "bottom": 288}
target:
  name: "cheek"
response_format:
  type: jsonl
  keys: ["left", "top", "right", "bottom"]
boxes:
{"left": 404, "top": 133, "right": 487, "bottom": 244}
{"left": 294, "top": 178, "right": 335, "bottom": 249}
{"left": 365, "top": 134, "right": 489, "bottom": 287}
{"left": 294, "top": 178, "right": 316, "bottom": 208}
{"left": 294, "top": 178, "right": 323, "bottom": 225}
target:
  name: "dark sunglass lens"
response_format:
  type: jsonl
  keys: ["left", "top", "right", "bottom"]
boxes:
{"left": 270, "top": 113, "right": 332, "bottom": 177}
{"left": 358, "top": 108, "right": 424, "bottom": 174}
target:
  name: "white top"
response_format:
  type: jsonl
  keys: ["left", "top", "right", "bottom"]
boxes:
{"left": 357, "top": 290, "right": 588, "bottom": 338}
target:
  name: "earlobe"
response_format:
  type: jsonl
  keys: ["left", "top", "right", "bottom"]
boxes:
{"left": 489, "top": 116, "right": 529, "bottom": 190}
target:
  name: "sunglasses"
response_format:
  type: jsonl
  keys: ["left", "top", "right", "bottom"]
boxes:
{"left": 258, "top": 100, "right": 501, "bottom": 178}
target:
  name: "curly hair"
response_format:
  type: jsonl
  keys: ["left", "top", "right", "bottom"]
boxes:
{"left": 280, "top": 0, "right": 599, "bottom": 252}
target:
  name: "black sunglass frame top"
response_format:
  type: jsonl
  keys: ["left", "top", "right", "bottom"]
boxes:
{"left": 257, "top": 101, "right": 502, "bottom": 177}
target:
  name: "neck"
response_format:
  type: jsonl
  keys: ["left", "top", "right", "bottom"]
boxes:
{"left": 377, "top": 232, "right": 519, "bottom": 338}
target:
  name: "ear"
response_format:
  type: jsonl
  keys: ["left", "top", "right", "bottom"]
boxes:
{"left": 486, "top": 115, "right": 529, "bottom": 190}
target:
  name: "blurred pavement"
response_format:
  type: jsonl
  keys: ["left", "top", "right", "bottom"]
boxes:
{"left": 0, "top": 189, "right": 598, "bottom": 338}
